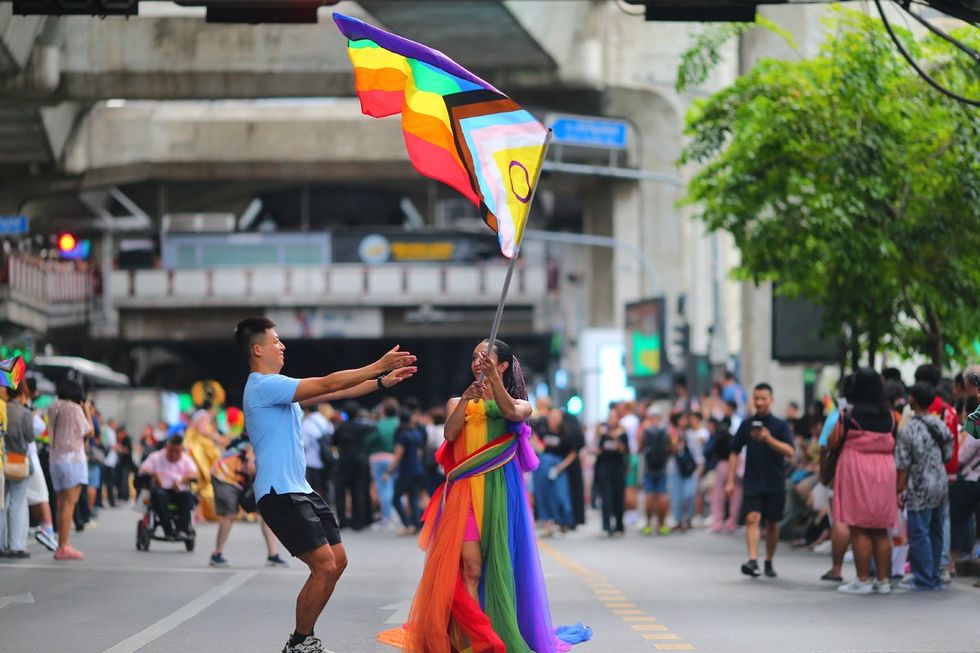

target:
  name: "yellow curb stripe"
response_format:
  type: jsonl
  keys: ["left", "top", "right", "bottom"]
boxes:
{"left": 537, "top": 540, "right": 694, "bottom": 649}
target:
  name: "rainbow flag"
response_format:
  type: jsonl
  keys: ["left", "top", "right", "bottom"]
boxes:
{"left": 0, "top": 356, "right": 25, "bottom": 390}
{"left": 333, "top": 13, "right": 551, "bottom": 259}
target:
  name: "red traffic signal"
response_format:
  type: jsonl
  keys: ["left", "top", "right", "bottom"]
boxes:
{"left": 58, "top": 233, "right": 77, "bottom": 253}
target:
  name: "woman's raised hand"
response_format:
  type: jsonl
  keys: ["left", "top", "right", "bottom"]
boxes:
{"left": 477, "top": 351, "right": 503, "bottom": 386}
{"left": 377, "top": 345, "right": 416, "bottom": 373}
{"left": 461, "top": 381, "right": 485, "bottom": 402}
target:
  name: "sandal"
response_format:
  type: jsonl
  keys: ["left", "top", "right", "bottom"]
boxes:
{"left": 53, "top": 547, "right": 84, "bottom": 561}
{"left": 821, "top": 571, "right": 843, "bottom": 582}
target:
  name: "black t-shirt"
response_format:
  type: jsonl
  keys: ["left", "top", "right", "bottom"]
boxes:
{"left": 731, "top": 413, "right": 794, "bottom": 494}
{"left": 596, "top": 427, "right": 628, "bottom": 469}
{"left": 333, "top": 419, "right": 374, "bottom": 459}
{"left": 542, "top": 429, "right": 569, "bottom": 457}
{"left": 118, "top": 434, "right": 134, "bottom": 467}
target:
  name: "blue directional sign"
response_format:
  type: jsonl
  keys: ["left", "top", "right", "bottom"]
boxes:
{"left": 0, "top": 215, "right": 29, "bottom": 236}
{"left": 548, "top": 115, "right": 629, "bottom": 150}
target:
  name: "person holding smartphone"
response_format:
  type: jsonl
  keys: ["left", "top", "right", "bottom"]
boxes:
{"left": 725, "top": 382, "right": 795, "bottom": 578}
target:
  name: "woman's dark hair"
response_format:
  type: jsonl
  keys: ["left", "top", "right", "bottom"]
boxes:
{"left": 398, "top": 407, "right": 413, "bottom": 426}
{"left": 848, "top": 367, "right": 892, "bottom": 428}
{"left": 342, "top": 400, "right": 361, "bottom": 419}
{"left": 429, "top": 406, "right": 446, "bottom": 425}
{"left": 56, "top": 379, "right": 85, "bottom": 404}
{"left": 483, "top": 339, "right": 527, "bottom": 401}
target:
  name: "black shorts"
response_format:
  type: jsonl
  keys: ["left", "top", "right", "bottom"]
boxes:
{"left": 258, "top": 490, "right": 342, "bottom": 557}
{"left": 741, "top": 491, "right": 786, "bottom": 523}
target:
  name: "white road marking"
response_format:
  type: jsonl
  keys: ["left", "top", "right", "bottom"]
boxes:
{"left": 0, "top": 592, "right": 34, "bottom": 611}
{"left": 380, "top": 599, "right": 412, "bottom": 624}
{"left": 101, "top": 571, "right": 256, "bottom": 653}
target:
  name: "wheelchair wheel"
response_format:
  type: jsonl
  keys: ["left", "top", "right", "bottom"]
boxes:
{"left": 184, "top": 532, "right": 195, "bottom": 552}
{"left": 136, "top": 520, "right": 151, "bottom": 551}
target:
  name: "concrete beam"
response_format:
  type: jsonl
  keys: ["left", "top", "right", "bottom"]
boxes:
{"left": 59, "top": 14, "right": 358, "bottom": 100}
{"left": 0, "top": 6, "right": 46, "bottom": 75}
{"left": 64, "top": 99, "right": 414, "bottom": 185}
{"left": 53, "top": 2, "right": 557, "bottom": 101}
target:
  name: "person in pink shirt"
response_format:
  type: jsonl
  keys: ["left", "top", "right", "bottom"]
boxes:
{"left": 139, "top": 435, "right": 198, "bottom": 540}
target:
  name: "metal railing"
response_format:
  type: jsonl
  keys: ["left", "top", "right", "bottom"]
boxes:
{"left": 6, "top": 256, "right": 95, "bottom": 303}
{"left": 111, "top": 262, "right": 547, "bottom": 307}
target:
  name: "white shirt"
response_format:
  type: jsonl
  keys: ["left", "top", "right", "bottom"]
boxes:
{"left": 301, "top": 412, "right": 332, "bottom": 470}
{"left": 620, "top": 413, "right": 640, "bottom": 454}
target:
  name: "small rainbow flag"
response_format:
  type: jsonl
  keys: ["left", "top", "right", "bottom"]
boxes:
{"left": 333, "top": 13, "right": 551, "bottom": 259}
{"left": 0, "top": 356, "right": 25, "bottom": 390}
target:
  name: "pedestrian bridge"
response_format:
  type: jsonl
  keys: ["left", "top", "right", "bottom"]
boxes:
{"left": 0, "top": 0, "right": 577, "bottom": 188}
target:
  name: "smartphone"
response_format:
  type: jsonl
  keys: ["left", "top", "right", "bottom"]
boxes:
{"left": 751, "top": 420, "right": 763, "bottom": 431}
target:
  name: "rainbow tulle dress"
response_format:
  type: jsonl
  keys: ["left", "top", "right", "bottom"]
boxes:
{"left": 385, "top": 399, "right": 588, "bottom": 653}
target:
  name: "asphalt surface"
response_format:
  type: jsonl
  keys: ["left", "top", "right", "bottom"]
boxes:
{"left": 2, "top": 503, "right": 978, "bottom": 653}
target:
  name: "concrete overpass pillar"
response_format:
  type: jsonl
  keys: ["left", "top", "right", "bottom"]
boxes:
{"left": 600, "top": 85, "right": 687, "bottom": 332}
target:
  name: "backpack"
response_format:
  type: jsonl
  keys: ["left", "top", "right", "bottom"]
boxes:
{"left": 643, "top": 427, "right": 670, "bottom": 472}
{"left": 676, "top": 441, "right": 697, "bottom": 477}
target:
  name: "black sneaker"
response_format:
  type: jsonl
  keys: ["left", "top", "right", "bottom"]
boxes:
{"left": 764, "top": 561, "right": 777, "bottom": 578}
{"left": 267, "top": 554, "right": 289, "bottom": 568}
{"left": 281, "top": 634, "right": 325, "bottom": 653}
{"left": 209, "top": 553, "right": 229, "bottom": 568}
{"left": 741, "top": 559, "right": 761, "bottom": 577}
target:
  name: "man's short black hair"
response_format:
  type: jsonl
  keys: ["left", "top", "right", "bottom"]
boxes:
{"left": 881, "top": 367, "right": 904, "bottom": 384}
{"left": 235, "top": 316, "right": 276, "bottom": 361}
{"left": 909, "top": 382, "right": 936, "bottom": 410}
{"left": 753, "top": 382, "right": 773, "bottom": 394}
{"left": 167, "top": 434, "right": 184, "bottom": 447}
{"left": 914, "top": 364, "right": 941, "bottom": 388}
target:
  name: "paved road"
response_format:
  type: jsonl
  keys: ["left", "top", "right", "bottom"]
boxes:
{"left": 2, "top": 504, "right": 977, "bottom": 653}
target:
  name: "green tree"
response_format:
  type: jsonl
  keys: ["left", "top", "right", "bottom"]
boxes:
{"left": 679, "top": 8, "right": 980, "bottom": 368}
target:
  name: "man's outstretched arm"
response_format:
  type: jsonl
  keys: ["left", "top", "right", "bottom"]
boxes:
{"left": 292, "top": 346, "right": 416, "bottom": 404}
{"left": 299, "top": 365, "right": 417, "bottom": 407}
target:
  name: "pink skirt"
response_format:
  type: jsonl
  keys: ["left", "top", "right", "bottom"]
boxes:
{"left": 832, "top": 430, "right": 897, "bottom": 529}
{"left": 463, "top": 508, "right": 480, "bottom": 542}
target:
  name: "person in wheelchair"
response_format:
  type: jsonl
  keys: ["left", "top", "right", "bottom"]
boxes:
{"left": 138, "top": 434, "right": 198, "bottom": 540}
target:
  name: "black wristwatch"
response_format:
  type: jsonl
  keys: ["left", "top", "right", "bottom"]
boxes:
{"left": 376, "top": 373, "right": 387, "bottom": 389}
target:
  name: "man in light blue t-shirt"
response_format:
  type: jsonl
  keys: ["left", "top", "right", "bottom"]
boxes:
{"left": 235, "top": 316, "right": 416, "bottom": 653}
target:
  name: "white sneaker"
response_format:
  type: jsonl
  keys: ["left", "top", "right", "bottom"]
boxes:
{"left": 941, "top": 569, "right": 952, "bottom": 585}
{"left": 838, "top": 580, "right": 874, "bottom": 595}
{"left": 872, "top": 579, "right": 891, "bottom": 594}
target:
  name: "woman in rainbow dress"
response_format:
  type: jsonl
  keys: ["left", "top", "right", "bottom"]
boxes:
{"left": 401, "top": 339, "right": 588, "bottom": 653}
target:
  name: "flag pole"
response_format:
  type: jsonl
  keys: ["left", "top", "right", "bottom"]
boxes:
{"left": 484, "top": 129, "right": 554, "bottom": 359}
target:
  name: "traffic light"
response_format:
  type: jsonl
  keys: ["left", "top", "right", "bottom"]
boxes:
{"left": 565, "top": 394, "right": 584, "bottom": 417}
{"left": 58, "top": 233, "right": 76, "bottom": 254}
{"left": 56, "top": 233, "right": 91, "bottom": 260}
{"left": 673, "top": 323, "right": 691, "bottom": 357}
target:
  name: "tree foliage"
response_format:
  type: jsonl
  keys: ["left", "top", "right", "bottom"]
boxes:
{"left": 679, "top": 8, "right": 980, "bottom": 368}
